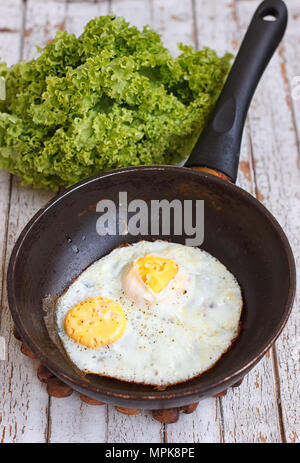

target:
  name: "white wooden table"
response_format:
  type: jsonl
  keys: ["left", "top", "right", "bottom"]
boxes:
{"left": 0, "top": 0, "right": 299, "bottom": 443}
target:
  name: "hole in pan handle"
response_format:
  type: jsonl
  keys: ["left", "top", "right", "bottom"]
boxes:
{"left": 185, "top": 0, "right": 288, "bottom": 183}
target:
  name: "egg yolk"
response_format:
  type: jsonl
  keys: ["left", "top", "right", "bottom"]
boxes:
{"left": 64, "top": 297, "right": 126, "bottom": 348}
{"left": 136, "top": 255, "right": 178, "bottom": 293}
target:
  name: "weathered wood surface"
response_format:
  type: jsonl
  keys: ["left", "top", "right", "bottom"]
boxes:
{"left": 0, "top": 0, "right": 299, "bottom": 443}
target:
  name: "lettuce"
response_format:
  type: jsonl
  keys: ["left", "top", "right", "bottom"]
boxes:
{"left": 0, "top": 16, "right": 232, "bottom": 191}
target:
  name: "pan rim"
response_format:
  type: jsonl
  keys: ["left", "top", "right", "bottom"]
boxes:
{"left": 7, "top": 166, "right": 297, "bottom": 404}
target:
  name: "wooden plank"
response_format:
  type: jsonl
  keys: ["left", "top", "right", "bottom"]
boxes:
{"left": 106, "top": 0, "right": 164, "bottom": 443}
{"left": 0, "top": 0, "right": 44, "bottom": 445}
{"left": 48, "top": 0, "right": 110, "bottom": 444}
{"left": 165, "top": 398, "right": 223, "bottom": 443}
{"left": 0, "top": 0, "right": 22, "bottom": 318}
{"left": 0, "top": 0, "right": 24, "bottom": 67}
{"left": 48, "top": 395, "right": 107, "bottom": 443}
{"left": 281, "top": 0, "right": 300, "bottom": 157}
{"left": 0, "top": 0, "right": 22, "bottom": 364}
{"left": 236, "top": 0, "right": 300, "bottom": 444}
{"left": 23, "top": 0, "right": 67, "bottom": 61}
{"left": 0, "top": 178, "right": 53, "bottom": 443}
{"left": 110, "top": 0, "right": 152, "bottom": 30}
{"left": 149, "top": 0, "right": 229, "bottom": 444}
{"left": 150, "top": 0, "right": 225, "bottom": 443}
{"left": 219, "top": 0, "right": 283, "bottom": 443}
{"left": 65, "top": 0, "right": 110, "bottom": 37}
{"left": 0, "top": 0, "right": 68, "bottom": 443}
{"left": 191, "top": 0, "right": 283, "bottom": 444}
{"left": 0, "top": 0, "right": 20, "bottom": 443}
{"left": 279, "top": 3, "right": 300, "bottom": 442}
{"left": 106, "top": 409, "right": 164, "bottom": 443}
{"left": 151, "top": 0, "right": 194, "bottom": 57}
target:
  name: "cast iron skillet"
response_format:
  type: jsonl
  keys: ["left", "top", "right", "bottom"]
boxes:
{"left": 7, "top": 0, "right": 296, "bottom": 409}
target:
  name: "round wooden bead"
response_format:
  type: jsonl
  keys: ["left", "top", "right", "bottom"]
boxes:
{"left": 21, "top": 342, "right": 36, "bottom": 359}
{"left": 47, "top": 377, "right": 73, "bottom": 398}
{"left": 152, "top": 408, "right": 179, "bottom": 424}
{"left": 232, "top": 377, "right": 244, "bottom": 388}
{"left": 37, "top": 363, "right": 55, "bottom": 383}
{"left": 181, "top": 402, "right": 199, "bottom": 414}
{"left": 80, "top": 394, "right": 105, "bottom": 405}
{"left": 13, "top": 325, "right": 22, "bottom": 341}
{"left": 115, "top": 406, "right": 141, "bottom": 415}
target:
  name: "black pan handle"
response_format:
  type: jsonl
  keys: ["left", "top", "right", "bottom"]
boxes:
{"left": 185, "top": 0, "right": 288, "bottom": 183}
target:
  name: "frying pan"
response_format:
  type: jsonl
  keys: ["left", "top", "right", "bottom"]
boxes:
{"left": 7, "top": 0, "right": 296, "bottom": 410}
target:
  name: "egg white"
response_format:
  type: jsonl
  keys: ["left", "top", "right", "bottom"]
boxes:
{"left": 56, "top": 240, "right": 243, "bottom": 386}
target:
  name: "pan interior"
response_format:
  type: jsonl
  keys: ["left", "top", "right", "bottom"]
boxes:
{"left": 9, "top": 167, "right": 294, "bottom": 401}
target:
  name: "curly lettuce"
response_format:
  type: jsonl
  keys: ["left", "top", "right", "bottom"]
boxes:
{"left": 0, "top": 15, "right": 232, "bottom": 191}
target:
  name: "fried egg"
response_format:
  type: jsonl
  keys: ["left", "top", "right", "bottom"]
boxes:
{"left": 56, "top": 240, "right": 243, "bottom": 386}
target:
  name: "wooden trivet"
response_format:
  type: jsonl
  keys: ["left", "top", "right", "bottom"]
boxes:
{"left": 14, "top": 326, "right": 244, "bottom": 424}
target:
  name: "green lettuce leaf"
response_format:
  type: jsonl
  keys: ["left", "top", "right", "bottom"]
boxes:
{"left": 0, "top": 15, "right": 232, "bottom": 191}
